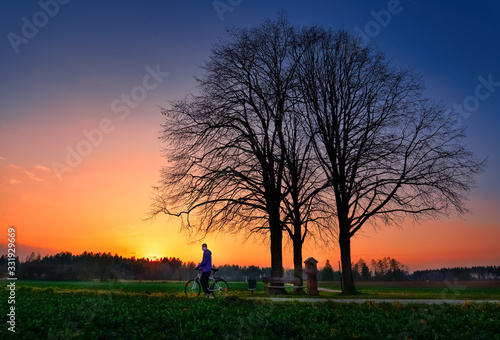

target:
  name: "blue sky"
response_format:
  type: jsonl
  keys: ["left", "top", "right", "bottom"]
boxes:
{"left": 1, "top": 1, "right": 499, "bottom": 269}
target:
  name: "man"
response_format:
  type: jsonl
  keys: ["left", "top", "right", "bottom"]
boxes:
{"left": 195, "top": 243, "right": 212, "bottom": 297}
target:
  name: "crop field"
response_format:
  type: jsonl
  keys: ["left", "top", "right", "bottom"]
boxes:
{"left": 318, "top": 280, "right": 500, "bottom": 301}
{"left": 2, "top": 280, "right": 499, "bottom": 339}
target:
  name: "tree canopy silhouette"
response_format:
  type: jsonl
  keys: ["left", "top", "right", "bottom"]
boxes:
{"left": 149, "top": 17, "right": 330, "bottom": 281}
{"left": 297, "top": 27, "right": 485, "bottom": 293}
{"left": 149, "top": 16, "right": 484, "bottom": 294}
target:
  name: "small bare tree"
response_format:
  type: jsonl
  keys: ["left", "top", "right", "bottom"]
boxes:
{"left": 298, "top": 28, "right": 485, "bottom": 293}
{"left": 280, "top": 105, "right": 332, "bottom": 288}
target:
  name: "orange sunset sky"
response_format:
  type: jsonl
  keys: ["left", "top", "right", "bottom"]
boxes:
{"left": 1, "top": 1, "right": 499, "bottom": 272}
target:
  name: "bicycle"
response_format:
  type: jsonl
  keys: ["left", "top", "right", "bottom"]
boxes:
{"left": 184, "top": 268, "right": 229, "bottom": 297}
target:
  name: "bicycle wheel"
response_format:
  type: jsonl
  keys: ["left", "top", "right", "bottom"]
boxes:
{"left": 185, "top": 279, "right": 201, "bottom": 297}
{"left": 210, "top": 279, "right": 229, "bottom": 297}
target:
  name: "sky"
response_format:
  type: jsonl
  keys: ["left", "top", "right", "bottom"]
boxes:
{"left": 1, "top": 0, "right": 499, "bottom": 272}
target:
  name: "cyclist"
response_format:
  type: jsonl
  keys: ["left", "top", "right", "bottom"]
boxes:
{"left": 195, "top": 243, "right": 212, "bottom": 297}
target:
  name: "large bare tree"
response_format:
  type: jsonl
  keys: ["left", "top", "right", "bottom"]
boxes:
{"left": 150, "top": 17, "right": 303, "bottom": 279}
{"left": 150, "top": 20, "right": 483, "bottom": 295}
{"left": 298, "top": 28, "right": 485, "bottom": 293}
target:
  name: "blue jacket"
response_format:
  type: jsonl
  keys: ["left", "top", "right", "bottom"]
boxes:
{"left": 197, "top": 249, "right": 212, "bottom": 273}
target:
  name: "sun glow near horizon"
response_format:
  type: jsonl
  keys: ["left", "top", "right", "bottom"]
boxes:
{"left": 8, "top": 213, "right": 499, "bottom": 273}
{"left": 2, "top": 155, "right": 499, "bottom": 272}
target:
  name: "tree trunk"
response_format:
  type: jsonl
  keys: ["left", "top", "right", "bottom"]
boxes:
{"left": 339, "top": 226, "right": 357, "bottom": 294}
{"left": 270, "top": 224, "right": 283, "bottom": 277}
{"left": 292, "top": 226, "right": 304, "bottom": 293}
{"left": 269, "top": 225, "right": 286, "bottom": 294}
{"left": 268, "top": 204, "right": 285, "bottom": 294}
{"left": 269, "top": 207, "right": 283, "bottom": 277}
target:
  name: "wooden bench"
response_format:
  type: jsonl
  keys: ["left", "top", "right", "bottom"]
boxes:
{"left": 261, "top": 277, "right": 304, "bottom": 292}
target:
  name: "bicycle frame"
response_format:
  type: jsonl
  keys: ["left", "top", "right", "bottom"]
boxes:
{"left": 192, "top": 270, "right": 218, "bottom": 291}
{"left": 185, "top": 269, "right": 229, "bottom": 297}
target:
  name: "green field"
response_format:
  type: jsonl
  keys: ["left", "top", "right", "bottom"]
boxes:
{"left": 2, "top": 280, "right": 499, "bottom": 339}
{"left": 9, "top": 280, "right": 500, "bottom": 299}
{"left": 319, "top": 280, "right": 500, "bottom": 301}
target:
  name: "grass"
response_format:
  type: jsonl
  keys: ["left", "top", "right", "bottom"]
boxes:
{"left": 10, "top": 280, "right": 500, "bottom": 300}
{"left": 13, "top": 280, "right": 188, "bottom": 296}
{"left": 316, "top": 281, "right": 500, "bottom": 300}
{"left": 1, "top": 281, "right": 499, "bottom": 339}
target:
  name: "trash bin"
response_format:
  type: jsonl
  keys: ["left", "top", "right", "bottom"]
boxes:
{"left": 248, "top": 278, "right": 257, "bottom": 295}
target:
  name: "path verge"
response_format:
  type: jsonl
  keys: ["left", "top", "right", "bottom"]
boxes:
{"left": 244, "top": 297, "right": 500, "bottom": 304}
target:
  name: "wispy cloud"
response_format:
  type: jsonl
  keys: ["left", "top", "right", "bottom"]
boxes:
{"left": 3, "top": 163, "right": 50, "bottom": 183}
{"left": 0, "top": 156, "right": 5, "bottom": 161}
{"left": 23, "top": 170, "right": 44, "bottom": 182}
{"left": 6, "top": 163, "right": 21, "bottom": 170}
{"left": 112, "top": 225, "right": 141, "bottom": 236}
{"left": 7, "top": 178, "right": 22, "bottom": 185}
{"left": 34, "top": 164, "right": 52, "bottom": 173}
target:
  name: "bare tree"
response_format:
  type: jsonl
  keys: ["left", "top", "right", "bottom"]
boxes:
{"left": 149, "top": 17, "right": 303, "bottom": 279}
{"left": 280, "top": 105, "right": 332, "bottom": 289}
{"left": 150, "top": 20, "right": 483, "bottom": 294}
{"left": 298, "top": 28, "right": 485, "bottom": 293}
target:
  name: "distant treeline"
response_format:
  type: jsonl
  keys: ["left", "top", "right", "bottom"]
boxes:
{"left": 349, "top": 257, "right": 500, "bottom": 281}
{"left": 1, "top": 252, "right": 498, "bottom": 281}
{"left": 411, "top": 266, "right": 500, "bottom": 281}
{"left": 2, "top": 251, "right": 197, "bottom": 281}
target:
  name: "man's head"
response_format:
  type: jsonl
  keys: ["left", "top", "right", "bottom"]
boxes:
{"left": 202, "top": 243, "right": 207, "bottom": 251}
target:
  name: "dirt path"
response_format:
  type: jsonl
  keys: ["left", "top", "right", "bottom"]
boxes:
{"left": 318, "top": 287, "right": 342, "bottom": 293}
{"left": 245, "top": 297, "right": 500, "bottom": 304}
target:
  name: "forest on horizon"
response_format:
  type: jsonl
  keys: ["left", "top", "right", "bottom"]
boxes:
{"left": 2, "top": 251, "right": 499, "bottom": 282}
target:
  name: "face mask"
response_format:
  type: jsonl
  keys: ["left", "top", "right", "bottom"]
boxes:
{"left": 202, "top": 247, "right": 207, "bottom": 251}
